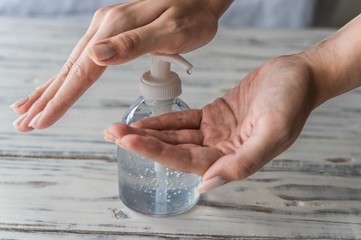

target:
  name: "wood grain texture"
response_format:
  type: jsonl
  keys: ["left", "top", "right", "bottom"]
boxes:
{"left": 1, "top": 17, "right": 361, "bottom": 239}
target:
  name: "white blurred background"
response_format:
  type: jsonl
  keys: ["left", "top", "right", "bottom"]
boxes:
{"left": 0, "top": 0, "right": 360, "bottom": 28}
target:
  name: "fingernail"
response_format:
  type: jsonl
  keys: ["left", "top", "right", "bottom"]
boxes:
{"left": 87, "top": 43, "right": 115, "bottom": 61}
{"left": 104, "top": 133, "right": 116, "bottom": 142}
{"left": 197, "top": 176, "right": 226, "bottom": 194}
{"left": 104, "top": 135, "right": 116, "bottom": 142}
{"left": 12, "top": 113, "right": 28, "bottom": 126}
{"left": 28, "top": 110, "right": 43, "bottom": 128}
{"left": 103, "top": 129, "right": 116, "bottom": 142}
{"left": 10, "top": 96, "right": 29, "bottom": 109}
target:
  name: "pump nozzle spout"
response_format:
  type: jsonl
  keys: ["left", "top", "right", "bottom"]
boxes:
{"left": 150, "top": 53, "right": 193, "bottom": 80}
{"left": 140, "top": 53, "right": 193, "bottom": 100}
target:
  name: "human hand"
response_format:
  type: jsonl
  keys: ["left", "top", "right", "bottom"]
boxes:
{"left": 104, "top": 13, "right": 361, "bottom": 193}
{"left": 105, "top": 54, "right": 317, "bottom": 193}
{"left": 11, "top": 0, "right": 233, "bottom": 132}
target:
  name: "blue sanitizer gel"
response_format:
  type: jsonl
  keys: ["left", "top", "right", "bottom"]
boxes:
{"left": 117, "top": 54, "right": 201, "bottom": 217}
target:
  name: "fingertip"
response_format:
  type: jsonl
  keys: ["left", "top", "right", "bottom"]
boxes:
{"left": 9, "top": 96, "right": 29, "bottom": 109}
{"left": 130, "top": 121, "right": 143, "bottom": 128}
{"left": 115, "top": 134, "right": 138, "bottom": 150}
{"left": 13, "top": 126, "right": 34, "bottom": 132}
{"left": 108, "top": 123, "right": 132, "bottom": 138}
{"left": 27, "top": 111, "right": 43, "bottom": 129}
{"left": 87, "top": 42, "right": 120, "bottom": 67}
{"left": 28, "top": 109, "right": 59, "bottom": 130}
{"left": 10, "top": 97, "right": 31, "bottom": 115}
{"left": 12, "top": 114, "right": 35, "bottom": 132}
{"left": 12, "top": 113, "right": 28, "bottom": 131}
{"left": 87, "top": 46, "right": 96, "bottom": 60}
{"left": 92, "top": 29, "right": 152, "bottom": 66}
{"left": 201, "top": 154, "right": 244, "bottom": 186}
{"left": 12, "top": 107, "right": 27, "bottom": 115}
{"left": 115, "top": 138, "right": 125, "bottom": 148}
{"left": 197, "top": 176, "right": 226, "bottom": 194}
{"left": 104, "top": 134, "right": 116, "bottom": 143}
{"left": 87, "top": 43, "right": 115, "bottom": 62}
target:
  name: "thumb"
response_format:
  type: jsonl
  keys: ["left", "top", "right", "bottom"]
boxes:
{"left": 87, "top": 26, "right": 163, "bottom": 66}
{"left": 198, "top": 131, "right": 282, "bottom": 194}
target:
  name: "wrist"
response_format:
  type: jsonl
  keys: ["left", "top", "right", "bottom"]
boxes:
{"left": 299, "top": 14, "right": 361, "bottom": 108}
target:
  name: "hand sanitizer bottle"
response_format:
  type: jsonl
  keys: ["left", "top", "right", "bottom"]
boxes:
{"left": 117, "top": 54, "right": 201, "bottom": 217}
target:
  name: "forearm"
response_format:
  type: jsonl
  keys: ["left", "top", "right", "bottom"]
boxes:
{"left": 300, "top": 14, "right": 361, "bottom": 108}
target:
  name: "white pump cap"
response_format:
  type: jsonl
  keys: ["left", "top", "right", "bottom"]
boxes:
{"left": 139, "top": 53, "right": 193, "bottom": 100}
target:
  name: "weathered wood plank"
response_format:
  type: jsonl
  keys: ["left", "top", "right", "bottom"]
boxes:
{"left": 1, "top": 156, "right": 361, "bottom": 239}
{"left": 0, "top": 232, "right": 276, "bottom": 240}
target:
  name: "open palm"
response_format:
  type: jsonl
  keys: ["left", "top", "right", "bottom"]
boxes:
{"left": 107, "top": 55, "right": 316, "bottom": 192}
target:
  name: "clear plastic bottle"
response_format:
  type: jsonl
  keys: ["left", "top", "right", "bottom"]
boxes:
{"left": 117, "top": 54, "right": 201, "bottom": 217}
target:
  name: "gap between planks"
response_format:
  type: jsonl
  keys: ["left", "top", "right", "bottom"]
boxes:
{"left": 0, "top": 154, "right": 116, "bottom": 162}
{"left": 1, "top": 227, "right": 355, "bottom": 240}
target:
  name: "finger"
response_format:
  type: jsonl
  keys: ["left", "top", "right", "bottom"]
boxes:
{"left": 116, "top": 134, "right": 222, "bottom": 176}
{"left": 14, "top": 53, "right": 106, "bottom": 132}
{"left": 13, "top": 69, "right": 76, "bottom": 132}
{"left": 11, "top": 8, "right": 100, "bottom": 116}
{"left": 15, "top": 2, "right": 169, "bottom": 131}
{"left": 13, "top": 5, "right": 126, "bottom": 131}
{"left": 31, "top": 54, "right": 107, "bottom": 129}
{"left": 107, "top": 123, "right": 204, "bottom": 145}
{"left": 131, "top": 110, "right": 202, "bottom": 130}
{"left": 87, "top": 28, "right": 157, "bottom": 65}
{"left": 11, "top": 75, "right": 56, "bottom": 115}
{"left": 87, "top": 7, "right": 176, "bottom": 66}
{"left": 12, "top": 7, "right": 111, "bottom": 132}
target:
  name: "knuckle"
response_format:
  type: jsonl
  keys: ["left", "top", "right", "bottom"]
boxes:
{"left": 87, "top": 7, "right": 111, "bottom": 36}
{"left": 182, "top": 148, "right": 199, "bottom": 173}
{"left": 93, "top": 6, "right": 111, "bottom": 20}
{"left": 60, "top": 59, "right": 75, "bottom": 75}
{"left": 31, "top": 97, "right": 47, "bottom": 110}
{"left": 104, "top": 5, "right": 131, "bottom": 23}
{"left": 67, "top": 61, "right": 84, "bottom": 78}
{"left": 115, "top": 32, "right": 141, "bottom": 60}
{"left": 67, "top": 61, "right": 96, "bottom": 86}
{"left": 105, "top": 7, "right": 121, "bottom": 18}
{"left": 29, "top": 86, "right": 45, "bottom": 99}
{"left": 164, "top": 147, "right": 192, "bottom": 173}
{"left": 78, "top": 33, "right": 92, "bottom": 47}
{"left": 67, "top": 60, "right": 98, "bottom": 87}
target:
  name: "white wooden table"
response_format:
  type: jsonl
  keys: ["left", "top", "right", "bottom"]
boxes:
{"left": 1, "top": 17, "right": 361, "bottom": 239}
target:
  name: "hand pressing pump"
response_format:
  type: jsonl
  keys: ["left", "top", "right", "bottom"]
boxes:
{"left": 117, "top": 54, "right": 201, "bottom": 217}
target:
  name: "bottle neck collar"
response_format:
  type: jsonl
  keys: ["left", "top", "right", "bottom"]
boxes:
{"left": 143, "top": 97, "right": 176, "bottom": 107}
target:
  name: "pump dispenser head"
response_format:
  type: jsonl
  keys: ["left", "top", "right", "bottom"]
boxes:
{"left": 140, "top": 54, "right": 193, "bottom": 100}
